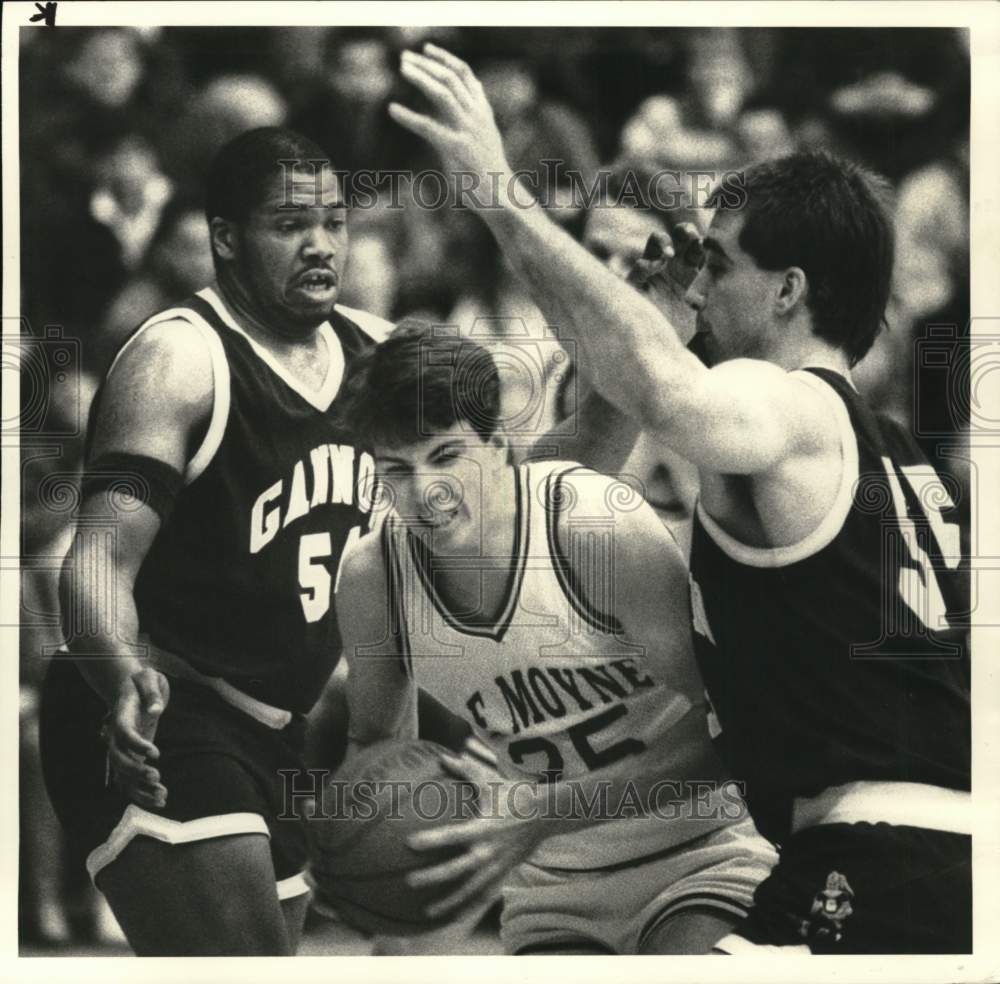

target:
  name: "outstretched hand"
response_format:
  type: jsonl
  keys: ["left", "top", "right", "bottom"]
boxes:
{"left": 628, "top": 223, "right": 704, "bottom": 332}
{"left": 390, "top": 44, "right": 512, "bottom": 184}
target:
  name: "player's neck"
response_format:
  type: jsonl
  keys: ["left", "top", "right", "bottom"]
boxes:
{"left": 429, "top": 465, "right": 520, "bottom": 625}
{"left": 767, "top": 326, "right": 852, "bottom": 380}
{"left": 213, "top": 272, "right": 322, "bottom": 349}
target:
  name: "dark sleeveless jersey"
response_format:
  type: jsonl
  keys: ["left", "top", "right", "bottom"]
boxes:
{"left": 689, "top": 367, "right": 969, "bottom": 844}
{"left": 86, "top": 287, "right": 391, "bottom": 714}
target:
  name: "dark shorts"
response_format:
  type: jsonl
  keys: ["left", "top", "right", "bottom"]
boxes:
{"left": 39, "top": 658, "right": 310, "bottom": 896}
{"left": 727, "top": 822, "right": 971, "bottom": 954}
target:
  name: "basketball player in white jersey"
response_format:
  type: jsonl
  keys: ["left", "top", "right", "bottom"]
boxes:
{"left": 334, "top": 320, "right": 775, "bottom": 955}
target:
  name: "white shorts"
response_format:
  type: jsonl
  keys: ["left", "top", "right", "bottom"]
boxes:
{"left": 500, "top": 817, "right": 777, "bottom": 954}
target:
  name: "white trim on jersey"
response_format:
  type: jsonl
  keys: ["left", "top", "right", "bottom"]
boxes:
{"left": 197, "top": 286, "right": 345, "bottom": 412}
{"left": 107, "top": 304, "right": 233, "bottom": 486}
{"left": 695, "top": 369, "right": 860, "bottom": 568}
{"left": 185, "top": 317, "right": 231, "bottom": 483}
{"left": 334, "top": 303, "right": 395, "bottom": 343}
{"left": 86, "top": 805, "right": 269, "bottom": 882}
{"left": 792, "top": 780, "right": 971, "bottom": 836}
{"left": 713, "top": 934, "right": 811, "bottom": 955}
{"left": 276, "top": 872, "right": 311, "bottom": 900}
{"left": 146, "top": 645, "right": 294, "bottom": 728}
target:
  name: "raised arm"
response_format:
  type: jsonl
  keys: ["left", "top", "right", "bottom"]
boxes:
{"left": 390, "top": 45, "right": 832, "bottom": 476}
{"left": 60, "top": 319, "right": 213, "bottom": 808}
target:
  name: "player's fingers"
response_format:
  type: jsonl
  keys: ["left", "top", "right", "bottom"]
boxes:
{"left": 400, "top": 56, "right": 464, "bottom": 121}
{"left": 423, "top": 43, "right": 483, "bottom": 95}
{"left": 423, "top": 864, "right": 500, "bottom": 919}
{"left": 407, "top": 817, "right": 486, "bottom": 851}
{"left": 119, "top": 778, "right": 167, "bottom": 811}
{"left": 672, "top": 222, "right": 705, "bottom": 265}
{"left": 437, "top": 750, "right": 494, "bottom": 791}
{"left": 405, "top": 847, "right": 481, "bottom": 888}
{"left": 388, "top": 102, "right": 453, "bottom": 145}
{"left": 134, "top": 668, "right": 170, "bottom": 716}
{"left": 108, "top": 746, "right": 163, "bottom": 799}
{"left": 402, "top": 50, "right": 472, "bottom": 108}
{"left": 113, "top": 716, "right": 158, "bottom": 759}
{"left": 644, "top": 231, "right": 674, "bottom": 261}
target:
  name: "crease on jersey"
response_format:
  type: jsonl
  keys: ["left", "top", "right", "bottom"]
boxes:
{"left": 695, "top": 370, "right": 859, "bottom": 568}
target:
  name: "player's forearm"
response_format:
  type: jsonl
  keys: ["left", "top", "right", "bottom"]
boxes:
{"left": 531, "top": 390, "right": 641, "bottom": 474}
{"left": 481, "top": 179, "right": 697, "bottom": 431}
{"left": 59, "top": 545, "right": 145, "bottom": 706}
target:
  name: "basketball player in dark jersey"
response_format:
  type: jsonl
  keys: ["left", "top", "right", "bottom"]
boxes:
{"left": 390, "top": 45, "right": 970, "bottom": 953}
{"left": 39, "top": 128, "right": 393, "bottom": 954}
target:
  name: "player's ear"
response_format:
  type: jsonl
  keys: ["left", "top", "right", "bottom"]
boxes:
{"left": 775, "top": 266, "right": 807, "bottom": 316}
{"left": 210, "top": 217, "right": 238, "bottom": 262}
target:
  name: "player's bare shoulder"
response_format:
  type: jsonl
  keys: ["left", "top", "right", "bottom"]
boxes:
{"left": 89, "top": 317, "right": 217, "bottom": 462}
{"left": 104, "top": 318, "right": 215, "bottom": 422}
{"left": 542, "top": 461, "right": 683, "bottom": 565}
{"left": 538, "top": 459, "right": 689, "bottom": 635}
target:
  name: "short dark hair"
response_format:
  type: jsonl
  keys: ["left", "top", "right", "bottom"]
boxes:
{"left": 707, "top": 151, "right": 895, "bottom": 366}
{"left": 204, "top": 126, "right": 332, "bottom": 226}
{"left": 338, "top": 320, "right": 502, "bottom": 448}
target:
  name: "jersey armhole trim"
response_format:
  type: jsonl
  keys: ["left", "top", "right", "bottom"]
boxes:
{"left": 383, "top": 518, "right": 413, "bottom": 678}
{"left": 105, "top": 308, "right": 231, "bottom": 487}
{"left": 695, "top": 370, "right": 859, "bottom": 568}
{"left": 184, "top": 317, "right": 230, "bottom": 484}
{"left": 334, "top": 304, "right": 395, "bottom": 343}
{"left": 545, "top": 465, "right": 626, "bottom": 635}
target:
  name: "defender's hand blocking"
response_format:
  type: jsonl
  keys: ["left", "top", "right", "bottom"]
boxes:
{"left": 628, "top": 224, "right": 704, "bottom": 294}
{"left": 405, "top": 750, "right": 548, "bottom": 919}
{"left": 390, "top": 44, "right": 511, "bottom": 184}
{"left": 105, "top": 667, "right": 170, "bottom": 809}
{"left": 628, "top": 223, "right": 704, "bottom": 333}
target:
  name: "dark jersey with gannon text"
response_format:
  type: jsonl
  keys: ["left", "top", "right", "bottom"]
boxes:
{"left": 86, "top": 287, "right": 391, "bottom": 714}
{"left": 689, "top": 368, "right": 969, "bottom": 844}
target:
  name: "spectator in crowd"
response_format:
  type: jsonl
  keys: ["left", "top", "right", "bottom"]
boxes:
{"left": 292, "top": 28, "right": 429, "bottom": 188}
{"left": 99, "top": 199, "right": 215, "bottom": 369}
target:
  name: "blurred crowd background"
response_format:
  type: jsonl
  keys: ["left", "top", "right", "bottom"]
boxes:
{"left": 18, "top": 25, "right": 970, "bottom": 950}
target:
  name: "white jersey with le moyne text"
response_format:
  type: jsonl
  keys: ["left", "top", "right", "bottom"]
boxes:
{"left": 385, "top": 460, "right": 740, "bottom": 869}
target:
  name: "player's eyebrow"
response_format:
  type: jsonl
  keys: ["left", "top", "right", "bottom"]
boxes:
{"left": 702, "top": 236, "right": 730, "bottom": 261}
{"left": 428, "top": 440, "right": 466, "bottom": 460}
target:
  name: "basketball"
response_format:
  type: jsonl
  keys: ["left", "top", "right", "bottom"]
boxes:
{"left": 306, "top": 739, "right": 481, "bottom": 936}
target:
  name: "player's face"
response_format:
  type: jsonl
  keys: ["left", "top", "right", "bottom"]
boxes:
{"left": 237, "top": 167, "right": 349, "bottom": 329}
{"left": 583, "top": 206, "right": 665, "bottom": 281}
{"left": 375, "top": 425, "right": 508, "bottom": 552}
{"left": 685, "top": 210, "right": 782, "bottom": 365}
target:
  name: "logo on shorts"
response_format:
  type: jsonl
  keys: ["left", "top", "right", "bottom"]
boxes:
{"left": 797, "top": 870, "right": 855, "bottom": 944}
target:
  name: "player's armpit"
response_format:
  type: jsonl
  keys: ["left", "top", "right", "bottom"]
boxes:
{"left": 647, "top": 358, "right": 839, "bottom": 476}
